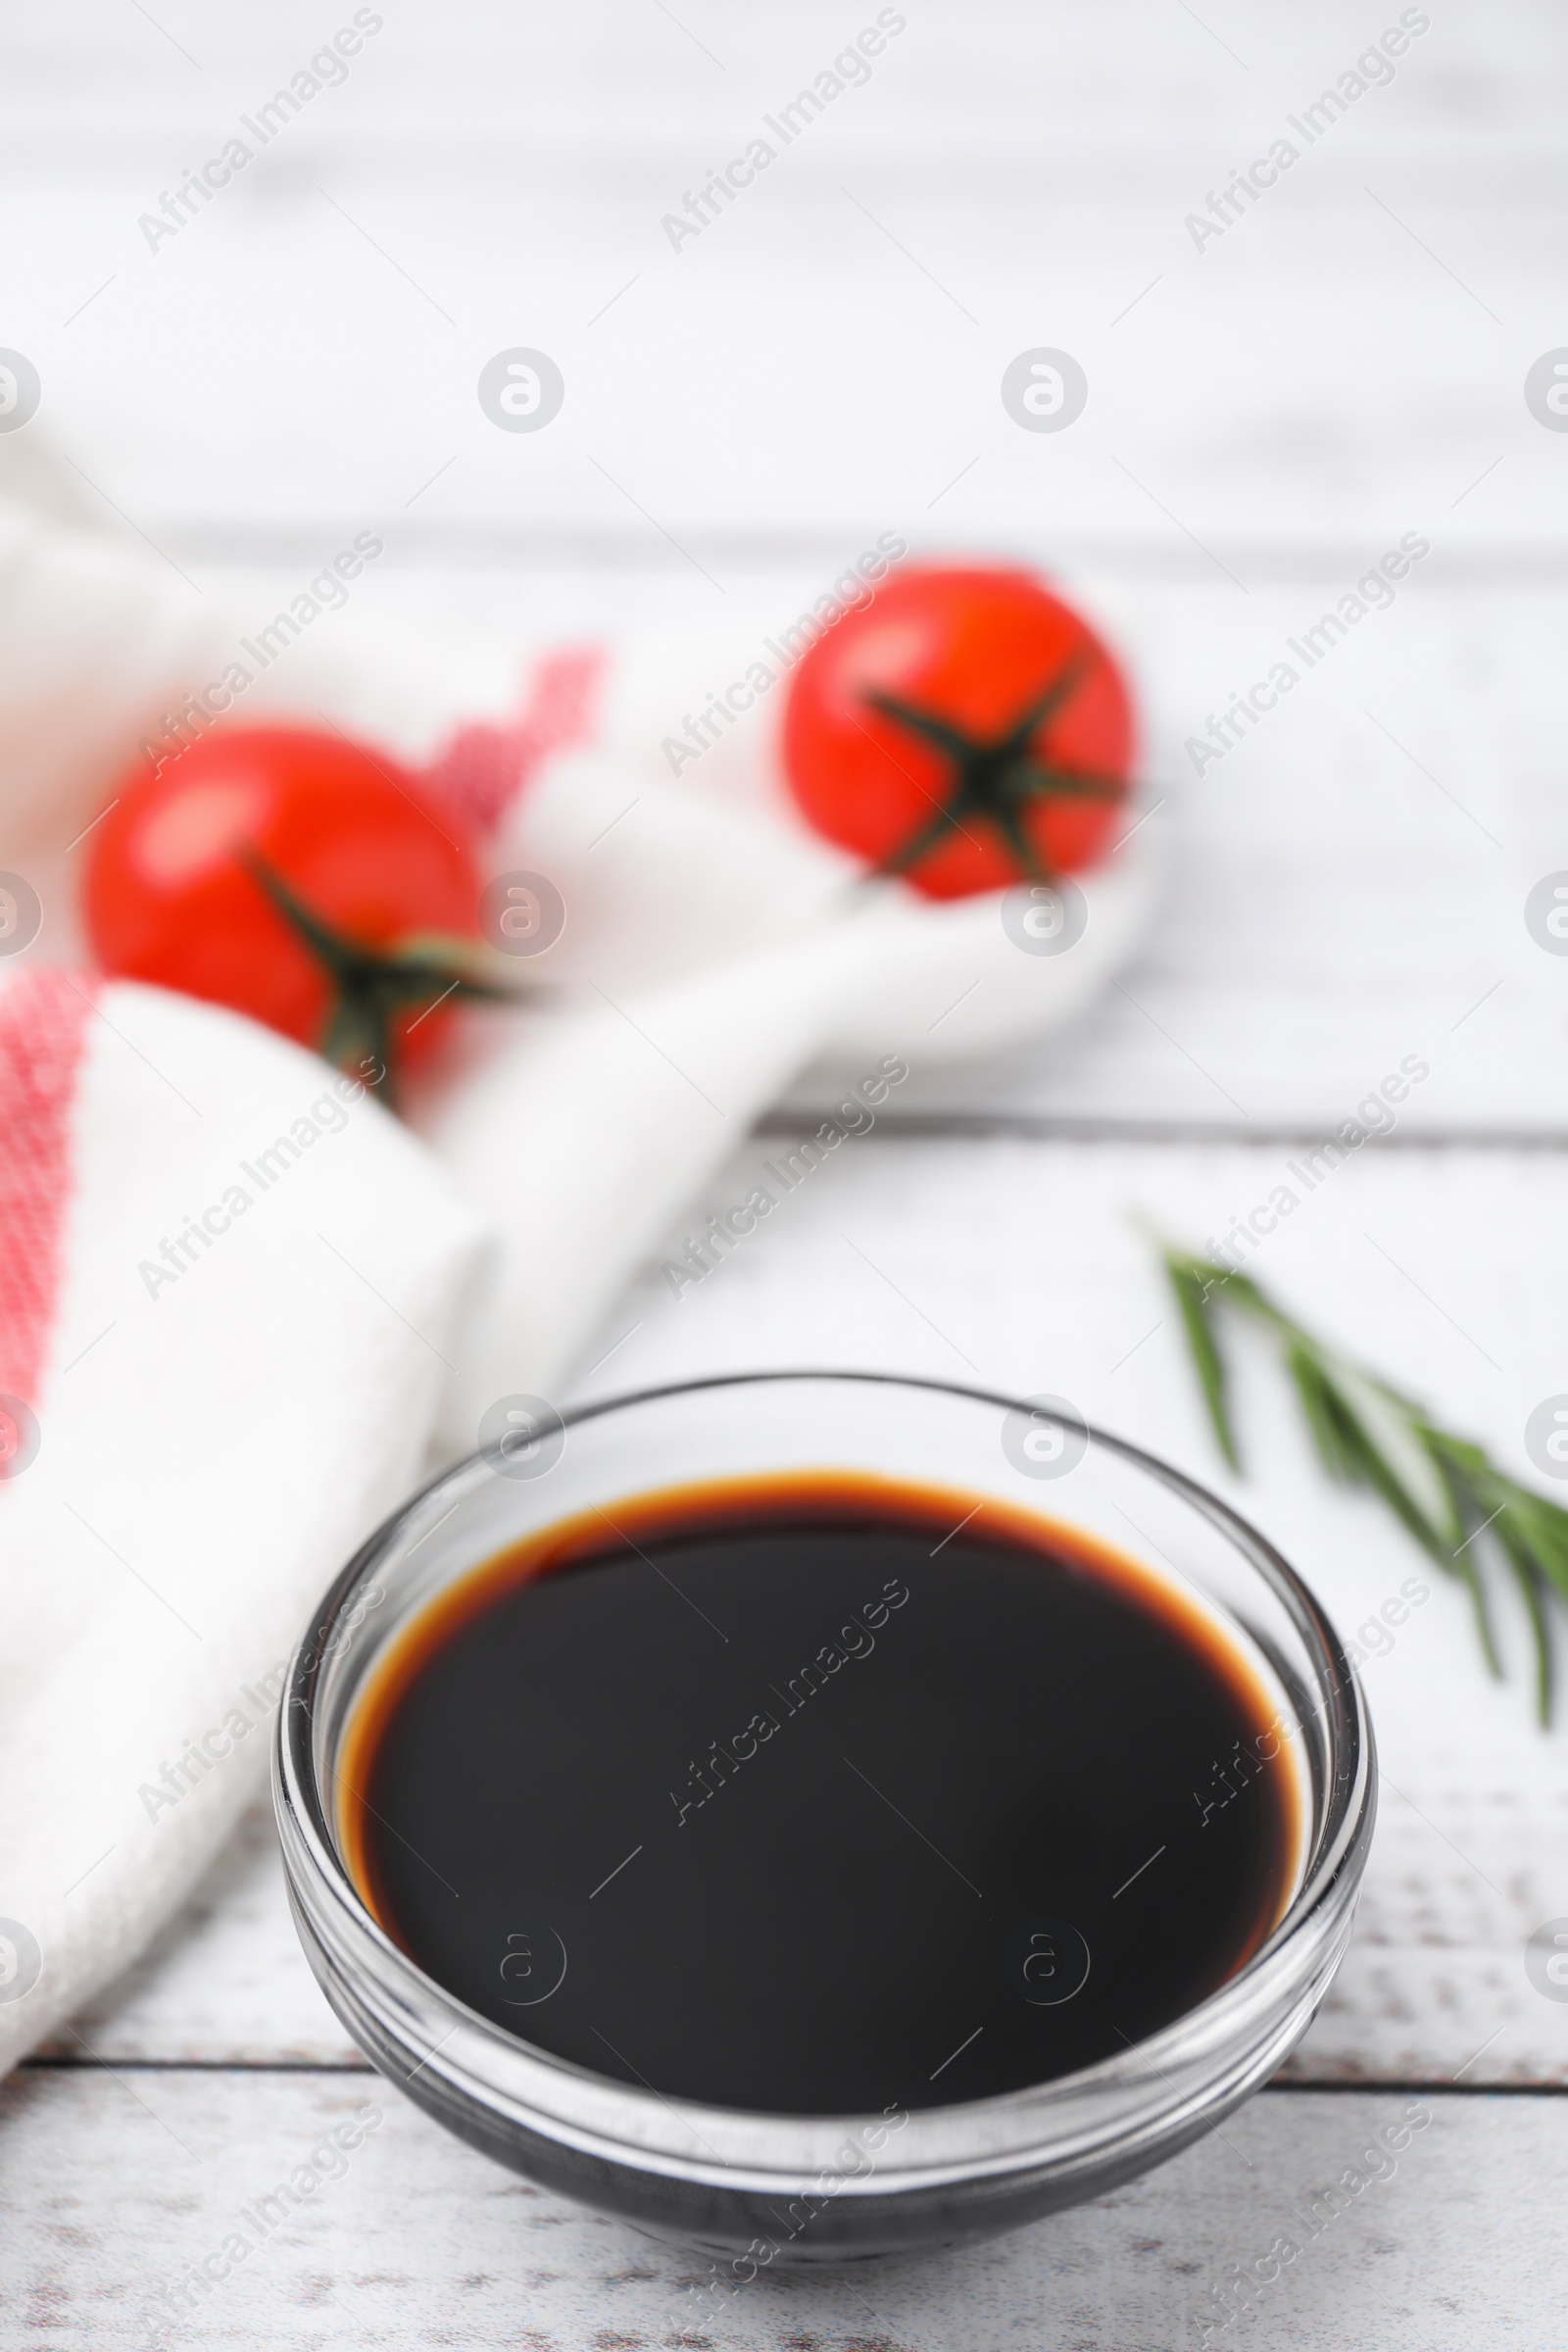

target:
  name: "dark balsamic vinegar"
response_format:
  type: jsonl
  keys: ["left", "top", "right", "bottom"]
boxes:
{"left": 340, "top": 1476, "right": 1300, "bottom": 2116}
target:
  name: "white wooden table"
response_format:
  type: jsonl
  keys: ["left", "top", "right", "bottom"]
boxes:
{"left": 5, "top": 4, "right": 1568, "bottom": 2343}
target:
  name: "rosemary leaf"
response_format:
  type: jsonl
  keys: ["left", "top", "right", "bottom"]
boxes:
{"left": 1419, "top": 1439, "right": 1504, "bottom": 1679}
{"left": 1284, "top": 1343, "right": 1366, "bottom": 1491}
{"left": 1333, "top": 1365, "right": 1460, "bottom": 1547}
{"left": 1494, "top": 1487, "right": 1568, "bottom": 1606}
{"left": 1493, "top": 1516, "right": 1554, "bottom": 1723}
{"left": 1161, "top": 1251, "right": 1239, "bottom": 1470}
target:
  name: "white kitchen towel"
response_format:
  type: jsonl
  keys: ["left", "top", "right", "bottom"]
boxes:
{"left": 0, "top": 963, "right": 484, "bottom": 2077}
{"left": 0, "top": 475, "right": 1157, "bottom": 2068}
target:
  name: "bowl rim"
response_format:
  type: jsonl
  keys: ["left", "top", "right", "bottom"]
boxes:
{"left": 277, "top": 1366, "right": 1374, "bottom": 2176}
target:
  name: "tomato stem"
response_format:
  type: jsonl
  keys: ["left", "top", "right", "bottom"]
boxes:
{"left": 865, "top": 652, "right": 1124, "bottom": 885}
{"left": 241, "top": 852, "right": 516, "bottom": 1105}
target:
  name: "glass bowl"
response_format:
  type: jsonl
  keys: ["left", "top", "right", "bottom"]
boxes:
{"left": 274, "top": 1371, "right": 1374, "bottom": 2263}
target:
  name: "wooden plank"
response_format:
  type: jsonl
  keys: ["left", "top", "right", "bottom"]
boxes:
{"left": 1, "top": 2067, "right": 1561, "bottom": 2348}
{"left": 6, "top": 0, "right": 1566, "bottom": 166}
{"left": 0, "top": 8, "right": 1562, "bottom": 550}
{"left": 179, "top": 558, "right": 1568, "bottom": 1133}
{"left": 757, "top": 572, "right": 1568, "bottom": 1131}
{"left": 13, "top": 179, "right": 1559, "bottom": 553}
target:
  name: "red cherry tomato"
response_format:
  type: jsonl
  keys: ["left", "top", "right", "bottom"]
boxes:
{"left": 781, "top": 565, "right": 1135, "bottom": 899}
{"left": 83, "top": 726, "right": 484, "bottom": 1078}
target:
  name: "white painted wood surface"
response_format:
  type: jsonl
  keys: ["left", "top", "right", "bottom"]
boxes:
{"left": 6, "top": 0, "right": 1568, "bottom": 554}
{"left": 3, "top": 2071, "right": 1564, "bottom": 2351}
{"left": 7, "top": 2, "right": 1568, "bottom": 2342}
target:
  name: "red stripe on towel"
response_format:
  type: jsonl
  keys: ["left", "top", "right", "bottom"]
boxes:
{"left": 0, "top": 969, "right": 97, "bottom": 1443}
{"left": 422, "top": 644, "right": 606, "bottom": 837}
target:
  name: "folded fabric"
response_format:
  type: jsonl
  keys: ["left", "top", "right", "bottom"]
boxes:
{"left": 0, "top": 963, "right": 483, "bottom": 2076}
{"left": 415, "top": 745, "right": 1158, "bottom": 1436}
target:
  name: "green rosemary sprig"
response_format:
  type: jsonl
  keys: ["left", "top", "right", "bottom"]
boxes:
{"left": 1159, "top": 1246, "right": 1568, "bottom": 1725}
